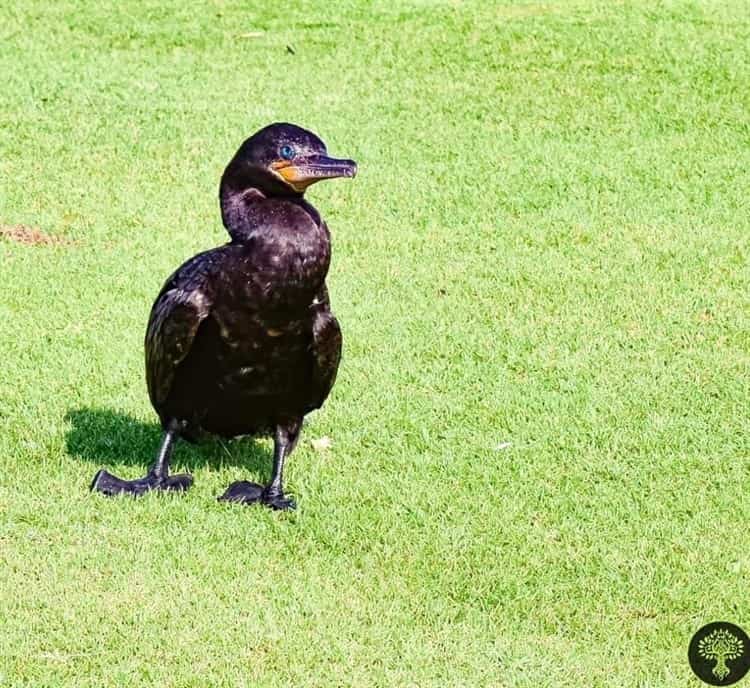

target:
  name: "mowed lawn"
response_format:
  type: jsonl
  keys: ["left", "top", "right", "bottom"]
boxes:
{"left": 1, "top": 0, "right": 749, "bottom": 685}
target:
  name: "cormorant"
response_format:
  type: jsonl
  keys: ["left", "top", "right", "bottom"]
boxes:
{"left": 90, "top": 123, "right": 357, "bottom": 510}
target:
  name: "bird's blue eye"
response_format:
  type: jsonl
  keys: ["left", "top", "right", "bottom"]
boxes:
{"left": 280, "top": 145, "right": 295, "bottom": 160}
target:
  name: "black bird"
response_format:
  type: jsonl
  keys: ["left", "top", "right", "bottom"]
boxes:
{"left": 91, "top": 123, "right": 357, "bottom": 510}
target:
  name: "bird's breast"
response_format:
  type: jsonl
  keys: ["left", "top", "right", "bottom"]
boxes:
{"left": 228, "top": 224, "right": 330, "bottom": 310}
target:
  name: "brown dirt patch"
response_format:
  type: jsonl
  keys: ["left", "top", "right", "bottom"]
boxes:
{"left": 0, "top": 224, "right": 71, "bottom": 246}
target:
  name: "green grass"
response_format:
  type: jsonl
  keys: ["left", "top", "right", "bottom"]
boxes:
{"left": 1, "top": 0, "right": 749, "bottom": 685}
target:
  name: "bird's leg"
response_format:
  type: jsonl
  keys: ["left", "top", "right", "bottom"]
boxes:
{"left": 218, "top": 418, "right": 301, "bottom": 511}
{"left": 262, "top": 420, "right": 301, "bottom": 510}
{"left": 90, "top": 420, "right": 194, "bottom": 497}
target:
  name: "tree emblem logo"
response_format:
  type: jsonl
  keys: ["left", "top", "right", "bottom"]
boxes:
{"left": 689, "top": 622, "right": 750, "bottom": 685}
{"left": 700, "top": 629, "right": 744, "bottom": 680}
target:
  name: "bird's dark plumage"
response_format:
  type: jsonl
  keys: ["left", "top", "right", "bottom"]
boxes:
{"left": 91, "top": 123, "right": 356, "bottom": 509}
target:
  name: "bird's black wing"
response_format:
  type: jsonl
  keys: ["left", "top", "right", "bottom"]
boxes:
{"left": 145, "top": 251, "right": 217, "bottom": 411}
{"left": 309, "top": 286, "right": 342, "bottom": 410}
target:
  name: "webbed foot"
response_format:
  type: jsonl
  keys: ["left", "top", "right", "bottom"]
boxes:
{"left": 90, "top": 469, "right": 193, "bottom": 497}
{"left": 261, "top": 487, "right": 297, "bottom": 511}
{"left": 217, "top": 480, "right": 264, "bottom": 504}
{"left": 218, "top": 481, "right": 296, "bottom": 511}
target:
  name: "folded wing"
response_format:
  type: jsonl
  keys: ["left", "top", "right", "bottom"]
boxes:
{"left": 145, "top": 254, "right": 216, "bottom": 411}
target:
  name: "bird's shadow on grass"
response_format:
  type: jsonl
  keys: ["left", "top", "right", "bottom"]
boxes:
{"left": 64, "top": 407, "right": 271, "bottom": 480}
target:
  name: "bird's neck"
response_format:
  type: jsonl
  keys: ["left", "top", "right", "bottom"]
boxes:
{"left": 220, "top": 185, "right": 266, "bottom": 241}
{"left": 220, "top": 186, "right": 324, "bottom": 241}
{"left": 219, "top": 169, "right": 330, "bottom": 296}
{"left": 220, "top": 158, "right": 301, "bottom": 241}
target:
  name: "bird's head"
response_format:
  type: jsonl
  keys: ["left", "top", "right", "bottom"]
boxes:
{"left": 225, "top": 122, "right": 357, "bottom": 196}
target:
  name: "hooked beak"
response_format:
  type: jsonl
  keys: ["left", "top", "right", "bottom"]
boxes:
{"left": 272, "top": 154, "right": 357, "bottom": 192}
